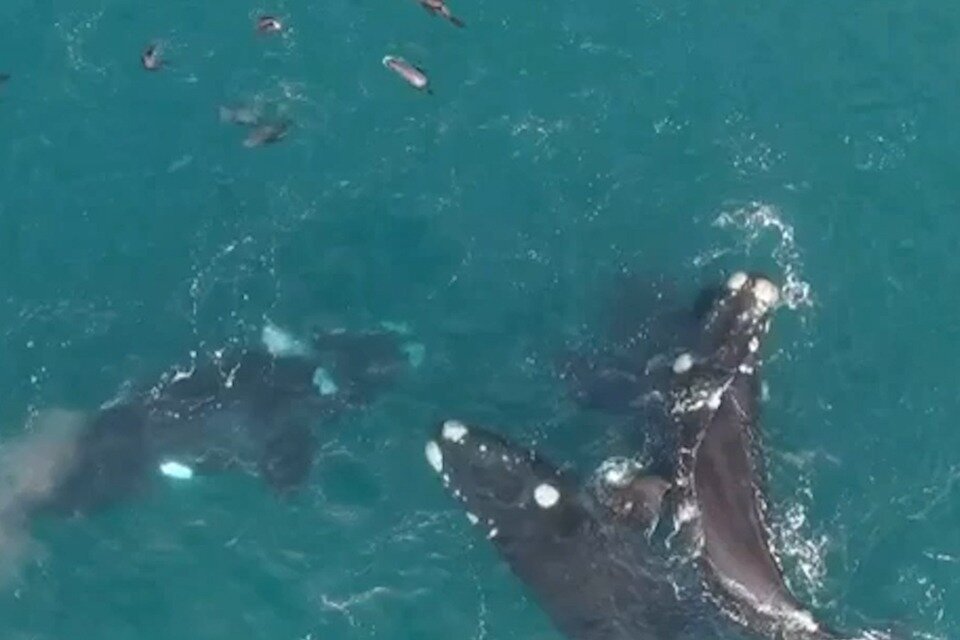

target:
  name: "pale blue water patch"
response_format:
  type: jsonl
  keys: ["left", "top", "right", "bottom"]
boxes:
{"left": 1, "top": 0, "right": 959, "bottom": 638}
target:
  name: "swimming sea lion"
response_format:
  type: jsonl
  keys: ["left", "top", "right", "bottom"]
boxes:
{"left": 382, "top": 55, "right": 432, "bottom": 93}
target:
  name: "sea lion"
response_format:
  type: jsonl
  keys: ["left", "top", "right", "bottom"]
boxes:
{"left": 419, "top": 0, "right": 465, "bottom": 28}
{"left": 257, "top": 16, "right": 283, "bottom": 34}
{"left": 141, "top": 43, "right": 162, "bottom": 71}
{"left": 382, "top": 56, "right": 432, "bottom": 93}
{"left": 243, "top": 119, "right": 291, "bottom": 147}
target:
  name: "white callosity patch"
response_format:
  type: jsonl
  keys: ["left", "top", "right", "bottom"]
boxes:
{"left": 726, "top": 271, "right": 749, "bottom": 291}
{"left": 312, "top": 367, "right": 339, "bottom": 396}
{"left": 424, "top": 441, "right": 443, "bottom": 473}
{"left": 159, "top": 460, "right": 194, "bottom": 480}
{"left": 487, "top": 527, "right": 499, "bottom": 540}
{"left": 441, "top": 420, "right": 469, "bottom": 444}
{"left": 672, "top": 352, "right": 694, "bottom": 374}
{"left": 752, "top": 278, "right": 780, "bottom": 312}
{"left": 533, "top": 483, "right": 561, "bottom": 509}
{"left": 261, "top": 322, "right": 311, "bottom": 358}
{"left": 466, "top": 512, "right": 479, "bottom": 525}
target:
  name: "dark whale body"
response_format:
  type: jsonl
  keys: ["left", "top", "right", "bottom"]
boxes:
{"left": 669, "top": 272, "right": 834, "bottom": 639}
{"left": 425, "top": 420, "right": 738, "bottom": 640}
{"left": 26, "top": 326, "right": 416, "bottom": 519}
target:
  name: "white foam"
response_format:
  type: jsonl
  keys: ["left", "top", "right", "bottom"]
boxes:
{"left": 401, "top": 342, "right": 426, "bottom": 368}
{"left": 424, "top": 441, "right": 443, "bottom": 473}
{"left": 534, "top": 483, "right": 560, "bottom": 509}
{"left": 672, "top": 353, "right": 694, "bottom": 374}
{"left": 712, "top": 203, "right": 813, "bottom": 310}
{"left": 707, "top": 388, "right": 723, "bottom": 410}
{"left": 726, "top": 271, "right": 748, "bottom": 290}
{"left": 379, "top": 320, "right": 411, "bottom": 335}
{"left": 675, "top": 499, "right": 699, "bottom": 526}
{"left": 159, "top": 461, "right": 194, "bottom": 480}
{"left": 441, "top": 420, "right": 469, "bottom": 444}
{"left": 261, "top": 322, "right": 310, "bottom": 358}
{"left": 597, "top": 457, "right": 640, "bottom": 488}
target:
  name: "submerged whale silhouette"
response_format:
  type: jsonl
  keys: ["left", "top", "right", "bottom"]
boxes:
{"left": 2, "top": 324, "right": 421, "bottom": 522}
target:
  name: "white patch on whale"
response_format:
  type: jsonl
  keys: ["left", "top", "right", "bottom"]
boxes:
{"left": 534, "top": 483, "right": 560, "bottom": 509}
{"left": 441, "top": 420, "right": 469, "bottom": 444}
{"left": 466, "top": 512, "right": 479, "bottom": 525}
{"left": 312, "top": 367, "right": 339, "bottom": 396}
{"left": 672, "top": 352, "right": 694, "bottom": 374}
{"left": 425, "top": 441, "right": 443, "bottom": 473}
{"left": 159, "top": 460, "right": 194, "bottom": 480}
{"left": 752, "top": 278, "right": 780, "bottom": 311}
{"left": 487, "top": 527, "right": 499, "bottom": 539}
{"left": 726, "top": 271, "right": 749, "bottom": 290}
{"left": 261, "top": 322, "right": 311, "bottom": 358}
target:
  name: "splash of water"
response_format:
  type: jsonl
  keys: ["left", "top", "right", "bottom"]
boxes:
{"left": 712, "top": 202, "right": 813, "bottom": 310}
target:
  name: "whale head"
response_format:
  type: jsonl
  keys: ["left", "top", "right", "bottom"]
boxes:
{"left": 694, "top": 271, "right": 779, "bottom": 373}
{"left": 425, "top": 420, "right": 586, "bottom": 548}
{"left": 425, "top": 420, "right": 710, "bottom": 640}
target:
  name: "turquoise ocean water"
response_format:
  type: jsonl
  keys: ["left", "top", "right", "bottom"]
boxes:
{"left": 1, "top": 0, "right": 959, "bottom": 638}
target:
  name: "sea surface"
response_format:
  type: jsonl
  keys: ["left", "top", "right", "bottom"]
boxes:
{"left": 1, "top": 0, "right": 959, "bottom": 638}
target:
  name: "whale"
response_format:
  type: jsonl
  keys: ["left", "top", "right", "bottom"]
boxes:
{"left": 665, "top": 272, "right": 837, "bottom": 639}
{"left": 2, "top": 323, "right": 422, "bottom": 521}
{"left": 425, "top": 419, "right": 742, "bottom": 640}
